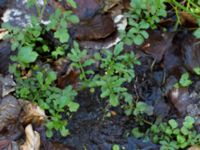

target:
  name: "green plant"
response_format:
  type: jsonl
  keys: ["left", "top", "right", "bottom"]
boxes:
{"left": 91, "top": 42, "right": 140, "bottom": 106}
{"left": 2, "top": 1, "right": 79, "bottom": 64}
{"left": 122, "top": 0, "right": 167, "bottom": 45}
{"left": 165, "top": 0, "right": 200, "bottom": 38}
{"left": 174, "top": 72, "right": 192, "bottom": 88}
{"left": 124, "top": 101, "right": 153, "bottom": 126}
{"left": 194, "top": 27, "right": 200, "bottom": 38}
{"left": 27, "top": 0, "right": 78, "bottom": 21}
{"left": 138, "top": 116, "right": 200, "bottom": 150}
{"left": 194, "top": 67, "right": 200, "bottom": 75}
{"left": 27, "top": 0, "right": 48, "bottom": 21}
{"left": 2, "top": 1, "right": 79, "bottom": 76}
{"left": 15, "top": 67, "right": 79, "bottom": 138}
{"left": 2, "top": 0, "right": 80, "bottom": 138}
{"left": 121, "top": 20, "right": 149, "bottom": 45}
{"left": 112, "top": 144, "right": 120, "bottom": 150}
{"left": 65, "top": 0, "right": 78, "bottom": 8}
{"left": 127, "top": 101, "right": 154, "bottom": 116}
{"left": 68, "top": 41, "right": 95, "bottom": 86}
{"left": 132, "top": 127, "right": 145, "bottom": 138}
{"left": 46, "top": 9, "right": 79, "bottom": 43}
{"left": 68, "top": 42, "right": 140, "bottom": 107}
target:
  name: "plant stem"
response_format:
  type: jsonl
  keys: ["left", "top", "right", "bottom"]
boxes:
{"left": 170, "top": 0, "right": 200, "bottom": 19}
{"left": 188, "top": 0, "right": 199, "bottom": 9}
{"left": 78, "top": 62, "right": 88, "bottom": 82}
{"left": 35, "top": 3, "right": 41, "bottom": 18}
{"left": 39, "top": 0, "right": 48, "bottom": 21}
{"left": 141, "top": 117, "right": 153, "bottom": 126}
{"left": 186, "top": 0, "right": 190, "bottom": 10}
{"left": 174, "top": 6, "right": 181, "bottom": 31}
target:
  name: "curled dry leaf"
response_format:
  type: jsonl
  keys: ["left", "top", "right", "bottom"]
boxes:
{"left": 188, "top": 146, "right": 200, "bottom": 150}
{"left": 20, "top": 101, "right": 46, "bottom": 126}
{"left": 20, "top": 124, "right": 40, "bottom": 150}
{"left": 0, "top": 28, "right": 8, "bottom": 40}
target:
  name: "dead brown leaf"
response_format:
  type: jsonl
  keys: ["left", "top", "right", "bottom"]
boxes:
{"left": 180, "top": 11, "right": 197, "bottom": 25}
{"left": 20, "top": 124, "right": 40, "bottom": 150}
{"left": 141, "top": 31, "right": 174, "bottom": 62}
{"left": 0, "top": 29, "right": 8, "bottom": 40}
{"left": 188, "top": 146, "right": 200, "bottom": 150}
{"left": 20, "top": 101, "right": 46, "bottom": 126}
{"left": 75, "top": 14, "right": 115, "bottom": 41}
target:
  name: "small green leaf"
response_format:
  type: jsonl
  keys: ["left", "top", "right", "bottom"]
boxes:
{"left": 54, "top": 28, "right": 69, "bottom": 43}
{"left": 194, "top": 67, "right": 200, "bottom": 75}
{"left": 183, "top": 116, "right": 195, "bottom": 129}
{"left": 45, "top": 71, "right": 57, "bottom": 86}
{"left": 173, "top": 128, "right": 180, "bottom": 135}
{"left": 85, "top": 70, "right": 94, "bottom": 75}
{"left": 66, "top": 0, "right": 77, "bottom": 8}
{"left": 52, "top": 46, "right": 65, "bottom": 59}
{"left": 140, "top": 30, "right": 149, "bottom": 39}
{"left": 46, "top": 129, "right": 53, "bottom": 138}
{"left": 193, "top": 28, "right": 200, "bottom": 38}
{"left": 18, "top": 46, "right": 38, "bottom": 64}
{"left": 27, "top": 0, "right": 36, "bottom": 8}
{"left": 112, "top": 144, "right": 120, "bottom": 150}
{"left": 68, "top": 102, "right": 80, "bottom": 112}
{"left": 132, "top": 127, "right": 144, "bottom": 138}
{"left": 165, "top": 127, "right": 172, "bottom": 135}
{"left": 168, "top": 119, "right": 178, "bottom": 129}
{"left": 177, "top": 135, "right": 186, "bottom": 144}
{"left": 36, "top": 72, "right": 44, "bottom": 85}
{"left": 67, "top": 15, "right": 79, "bottom": 24}
{"left": 139, "top": 20, "right": 150, "bottom": 29}
{"left": 42, "top": 45, "right": 49, "bottom": 52}
{"left": 114, "top": 42, "right": 124, "bottom": 56}
{"left": 101, "top": 89, "right": 110, "bottom": 98}
{"left": 179, "top": 72, "right": 192, "bottom": 87}
{"left": 181, "top": 126, "right": 189, "bottom": 135}
{"left": 60, "top": 126, "right": 69, "bottom": 137}
{"left": 109, "top": 94, "right": 119, "bottom": 106}
{"left": 134, "top": 102, "right": 153, "bottom": 116}
{"left": 134, "top": 34, "right": 144, "bottom": 45}
{"left": 83, "top": 59, "right": 95, "bottom": 67}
